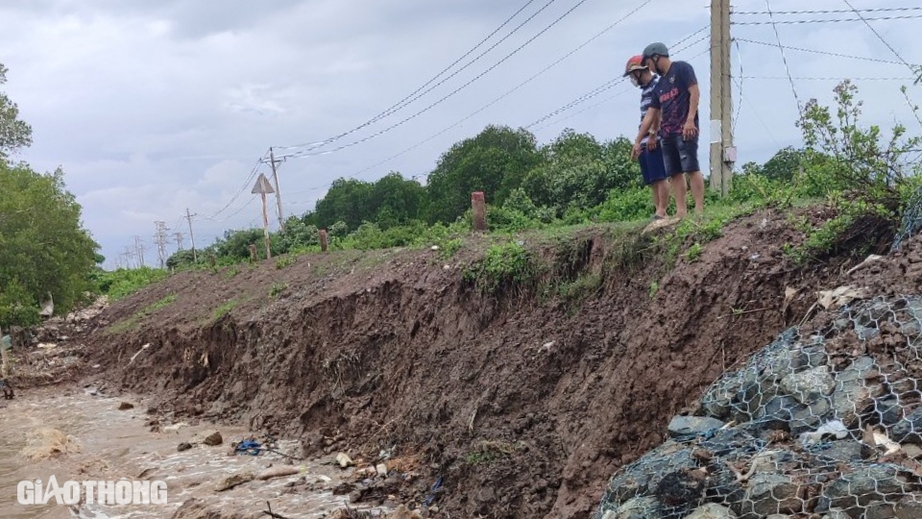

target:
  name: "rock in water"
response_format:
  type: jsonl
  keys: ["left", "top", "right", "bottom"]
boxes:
{"left": 118, "top": 402, "right": 134, "bottom": 410}
{"left": 177, "top": 442, "right": 192, "bottom": 452}
{"left": 201, "top": 431, "right": 223, "bottom": 446}
{"left": 215, "top": 472, "right": 254, "bottom": 491}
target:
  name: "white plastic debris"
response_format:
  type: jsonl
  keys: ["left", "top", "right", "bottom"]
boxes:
{"left": 799, "top": 419, "right": 849, "bottom": 446}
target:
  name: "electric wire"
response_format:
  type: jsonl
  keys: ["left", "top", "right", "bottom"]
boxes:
{"left": 274, "top": 0, "right": 550, "bottom": 152}
{"left": 734, "top": 6, "right": 922, "bottom": 16}
{"left": 735, "top": 38, "right": 919, "bottom": 67}
{"left": 840, "top": 0, "right": 917, "bottom": 74}
{"left": 274, "top": 0, "right": 592, "bottom": 161}
{"left": 731, "top": 14, "right": 922, "bottom": 25}
{"left": 763, "top": 0, "right": 802, "bottom": 114}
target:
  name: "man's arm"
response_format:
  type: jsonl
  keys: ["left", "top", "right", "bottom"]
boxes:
{"left": 636, "top": 108, "right": 660, "bottom": 142}
{"left": 683, "top": 83, "right": 700, "bottom": 139}
{"left": 633, "top": 108, "right": 660, "bottom": 157}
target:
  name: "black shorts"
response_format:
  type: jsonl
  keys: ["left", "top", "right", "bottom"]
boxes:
{"left": 661, "top": 134, "right": 700, "bottom": 176}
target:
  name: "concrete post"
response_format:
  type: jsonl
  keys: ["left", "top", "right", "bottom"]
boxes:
{"left": 472, "top": 192, "right": 487, "bottom": 232}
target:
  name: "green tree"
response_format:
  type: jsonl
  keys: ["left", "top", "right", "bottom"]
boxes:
{"left": 206, "top": 228, "right": 267, "bottom": 261}
{"left": 312, "top": 178, "right": 374, "bottom": 230}
{"left": 0, "top": 163, "right": 100, "bottom": 325}
{"left": 0, "top": 63, "right": 33, "bottom": 159}
{"left": 522, "top": 130, "right": 638, "bottom": 216}
{"left": 425, "top": 125, "right": 542, "bottom": 223}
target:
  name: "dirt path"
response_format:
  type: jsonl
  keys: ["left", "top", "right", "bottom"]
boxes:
{"left": 0, "top": 385, "right": 386, "bottom": 518}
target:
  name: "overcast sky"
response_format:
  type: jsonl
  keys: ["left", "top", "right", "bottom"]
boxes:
{"left": 1, "top": 0, "right": 919, "bottom": 269}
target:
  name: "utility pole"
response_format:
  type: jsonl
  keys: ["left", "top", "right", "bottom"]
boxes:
{"left": 173, "top": 232, "right": 184, "bottom": 251}
{"left": 709, "top": 0, "right": 735, "bottom": 196}
{"left": 153, "top": 221, "right": 169, "bottom": 269}
{"left": 183, "top": 208, "right": 198, "bottom": 263}
{"left": 133, "top": 236, "right": 146, "bottom": 268}
{"left": 268, "top": 148, "right": 285, "bottom": 230}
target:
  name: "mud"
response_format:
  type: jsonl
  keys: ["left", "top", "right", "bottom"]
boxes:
{"left": 0, "top": 387, "right": 386, "bottom": 518}
{"left": 65, "top": 208, "right": 916, "bottom": 518}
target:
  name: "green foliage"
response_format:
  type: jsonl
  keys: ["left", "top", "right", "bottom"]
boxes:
{"left": 784, "top": 199, "right": 891, "bottom": 265}
{"left": 439, "top": 238, "right": 464, "bottom": 259}
{"left": 95, "top": 267, "right": 169, "bottom": 301}
{"left": 206, "top": 228, "right": 266, "bottom": 262}
{"left": 426, "top": 125, "right": 542, "bottom": 223}
{"left": 212, "top": 299, "right": 238, "bottom": 321}
{"left": 165, "top": 249, "right": 197, "bottom": 270}
{"left": 0, "top": 279, "right": 40, "bottom": 328}
{"left": 463, "top": 241, "right": 537, "bottom": 295}
{"left": 275, "top": 256, "right": 295, "bottom": 269}
{"left": 0, "top": 63, "right": 33, "bottom": 159}
{"left": 308, "top": 173, "right": 427, "bottom": 230}
{"left": 685, "top": 242, "right": 703, "bottom": 262}
{"left": 0, "top": 163, "right": 101, "bottom": 317}
{"left": 269, "top": 282, "right": 287, "bottom": 298}
{"left": 523, "top": 131, "right": 639, "bottom": 216}
{"left": 596, "top": 186, "right": 654, "bottom": 222}
{"left": 649, "top": 280, "right": 659, "bottom": 299}
{"left": 797, "top": 80, "right": 921, "bottom": 211}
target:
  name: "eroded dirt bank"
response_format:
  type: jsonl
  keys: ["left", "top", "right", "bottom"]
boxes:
{"left": 78, "top": 209, "right": 909, "bottom": 518}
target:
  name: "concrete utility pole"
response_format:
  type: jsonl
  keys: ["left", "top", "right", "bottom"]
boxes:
{"left": 133, "top": 236, "right": 146, "bottom": 268}
{"left": 183, "top": 208, "right": 198, "bottom": 263}
{"left": 709, "top": 0, "right": 735, "bottom": 196}
{"left": 268, "top": 148, "right": 285, "bottom": 230}
{"left": 153, "top": 221, "right": 170, "bottom": 269}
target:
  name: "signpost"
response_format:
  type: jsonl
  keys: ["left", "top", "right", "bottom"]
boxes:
{"left": 251, "top": 173, "right": 275, "bottom": 260}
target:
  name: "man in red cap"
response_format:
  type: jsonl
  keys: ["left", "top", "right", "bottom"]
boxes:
{"left": 625, "top": 55, "right": 668, "bottom": 220}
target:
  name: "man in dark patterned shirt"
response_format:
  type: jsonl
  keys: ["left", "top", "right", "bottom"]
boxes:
{"left": 633, "top": 42, "right": 705, "bottom": 218}
{"left": 624, "top": 55, "right": 668, "bottom": 219}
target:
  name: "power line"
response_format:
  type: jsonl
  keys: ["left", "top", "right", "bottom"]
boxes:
{"left": 840, "top": 0, "right": 916, "bottom": 74}
{"left": 735, "top": 38, "right": 920, "bottom": 67}
{"left": 730, "top": 76, "right": 782, "bottom": 151}
{"left": 275, "top": 0, "right": 593, "bottom": 162}
{"left": 202, "top": 153, "right": 267, "bottom": 221}
{"left": 731, "top": 14, "right": 922, "bottom": 25}
{"left": 274, "top": 0, "right": 551, "bottom": 153}
{"left": 734, "top": 6, "right": 922, "bottom": 16}
{"left": 763, "top": 0, "right": 801, "bottom": 114}
{"left": 526, "top": 32, "right": 709, "bottom": 129}
{"left": 742, "top": 76, "right": 916, "bottom": 81}
{"left": 337, "top": 0, "right": 666, "bottom": 181}
{"left": 533, "top": 43, "right": 712, "bottom": 132}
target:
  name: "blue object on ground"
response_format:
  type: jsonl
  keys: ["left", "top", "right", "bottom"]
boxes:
{"left": 234, "top": 439, "right": 262, "bottom": 456}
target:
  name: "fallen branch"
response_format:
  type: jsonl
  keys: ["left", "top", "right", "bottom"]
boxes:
{"left": 263, "top": 501, "right": 293, "bottom": 519}
{"left": 719, "top": 307, "right": 771, "bottom": 319}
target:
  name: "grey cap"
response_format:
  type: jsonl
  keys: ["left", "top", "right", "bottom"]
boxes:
{"left": 642, "top": 42, "right": 669, "bottom": 59}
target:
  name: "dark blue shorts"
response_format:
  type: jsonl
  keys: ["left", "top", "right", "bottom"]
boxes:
{"left": 661, "top": 134, "right": 700, "bottom": 176}
{"left": 639, "top": 144, "right": 668, "bottom": 186}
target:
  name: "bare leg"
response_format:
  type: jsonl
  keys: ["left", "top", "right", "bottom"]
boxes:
{"left": 652, "top": 180, "right": 668, "bottom": 217}
{"left": 670, "top": 173, "right": 688, "bottom": 218}
{"left": 659, "top": 180, "right": 671, "bottom": 216}
{"left": 688, "top": 171, "right": 705, "bottom": 215}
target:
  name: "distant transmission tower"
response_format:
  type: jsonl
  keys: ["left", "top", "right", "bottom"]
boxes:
{"left": 153, "top": 221, "right": 170, "bottom": 269}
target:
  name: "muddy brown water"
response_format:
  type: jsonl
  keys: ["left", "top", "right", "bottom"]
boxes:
{"left": 0, "top": 387, "right": 383, "bottom": 518}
